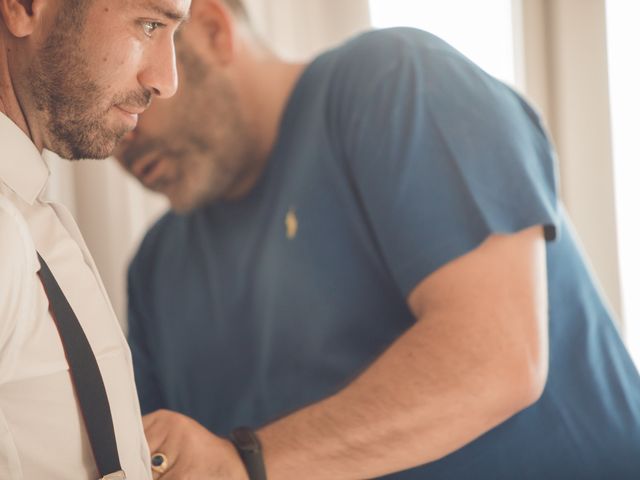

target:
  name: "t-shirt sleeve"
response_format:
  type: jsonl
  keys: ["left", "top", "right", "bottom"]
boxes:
{"left": 329, "top": 29, "right": 560, "bottom": 297}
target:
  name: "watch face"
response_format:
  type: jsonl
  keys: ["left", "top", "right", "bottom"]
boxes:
{"left": 233, "top": 428, "right": 260, "bottom": 452}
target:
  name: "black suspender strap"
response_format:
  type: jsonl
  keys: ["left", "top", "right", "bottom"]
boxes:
{"left": 36, "top": 253, "right": 126, "bottom": 480}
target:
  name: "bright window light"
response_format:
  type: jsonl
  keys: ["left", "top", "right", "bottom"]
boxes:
{"left": 368, "top": 0, "right": 516, "bottom": 84}
{"left": 606, "top": 1, "right": 640, "bottom": 366}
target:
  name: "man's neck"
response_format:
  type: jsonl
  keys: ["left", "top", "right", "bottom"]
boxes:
{"left": 252, "top": 59, "right": 306, "bottom": 163}
{"left": 0, "top": 39, "right": 40, "bottom": 149}
{"left": 223, "top": 53, "right": 306, "bottom": 200}
{"left": 0, "top": 92, "right": 7, "bottom": 116}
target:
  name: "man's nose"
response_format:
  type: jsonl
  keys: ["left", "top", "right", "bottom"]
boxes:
{"left": 138, "top": 39, "right": 179, "bottom": 99}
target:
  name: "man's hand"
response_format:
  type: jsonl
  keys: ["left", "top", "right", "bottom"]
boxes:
{"left": 143, "top": 409, "right": 249, "bottom": 480}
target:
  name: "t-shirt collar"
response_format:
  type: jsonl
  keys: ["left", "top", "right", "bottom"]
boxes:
{"left": 0, "top": 111, "right": 52, "bottom": 205}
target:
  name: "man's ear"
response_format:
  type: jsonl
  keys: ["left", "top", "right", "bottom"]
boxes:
{"left": 191, "top": 0, "right": 237, "bottom": 65}
{"left": 0, "top": 0, "right": 48, "bottom": 38}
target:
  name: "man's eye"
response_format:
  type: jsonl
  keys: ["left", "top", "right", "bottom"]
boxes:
{"left": 141, "top": 21, "right": 163, "bottom": 37}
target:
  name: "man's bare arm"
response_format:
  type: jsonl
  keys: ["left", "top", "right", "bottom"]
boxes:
{"left": 258, "top": 225, "right": 549, "bottom": 479}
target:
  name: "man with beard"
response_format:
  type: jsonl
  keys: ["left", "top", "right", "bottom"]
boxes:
{"left": 0, "top": 0, "right": 190, "bottom": 478}
{"left": 117, "top": 0, "right": 640, "bottom": 479}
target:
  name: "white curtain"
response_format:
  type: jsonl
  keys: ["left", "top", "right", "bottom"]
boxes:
{"left": 245, "top": 0, "right": 371, "bottom": 60}
{"left": 45, "top": 0, "right": 372, "bottom": 328}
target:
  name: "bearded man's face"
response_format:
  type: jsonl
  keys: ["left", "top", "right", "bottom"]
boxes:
{"left": 21, "top": 0, "right": 190, "bottom": 160}
{"left": 116, "top": 36, "right": 260, "bottom": 212}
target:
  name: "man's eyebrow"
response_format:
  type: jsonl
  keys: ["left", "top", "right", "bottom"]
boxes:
{"left": 143, "top": 2, "right": 191, "bottom": 23}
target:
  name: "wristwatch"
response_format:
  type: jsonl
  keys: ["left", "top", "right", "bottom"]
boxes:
{"left": 230, "top": 427, "right": 268, "bottom": 480}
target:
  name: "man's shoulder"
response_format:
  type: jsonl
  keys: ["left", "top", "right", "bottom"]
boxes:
{"left": 0, "top": 193, "right": 34, "bottom": 268}
{"left": 321, "top": 27, "right": 491, "bottom": 114}
{"left": 330, "top": 27, "right": 466, "bottom": 76}
{"left": 342, "top": 27, "right": 452, "bottom": 52}
{"left": 0, "top": 192, "right": 37, "bottom": 308}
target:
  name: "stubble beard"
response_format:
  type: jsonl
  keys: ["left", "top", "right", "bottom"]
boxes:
{"left": 150, "top": 43, "right": 260, "bottom": 212}
{"left": 176, "top": 89, "right": 260, "bottom": 212}
{"left": 27, "top": 4, "right": 148, "bottom": 160}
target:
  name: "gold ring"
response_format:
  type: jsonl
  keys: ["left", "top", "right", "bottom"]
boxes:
{"left": 151, "top": 452, "right": 169, "bottom": 474}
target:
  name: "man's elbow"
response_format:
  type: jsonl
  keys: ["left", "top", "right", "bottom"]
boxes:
{"left": 519, "top": 361, "right": 548, "bottom": 409}
{"left": 503, "top": 350, "right": 549, "bottom": 414}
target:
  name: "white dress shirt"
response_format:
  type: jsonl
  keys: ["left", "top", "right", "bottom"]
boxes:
{"left": 0, "top": 112, "right": 151, "bottom": 479}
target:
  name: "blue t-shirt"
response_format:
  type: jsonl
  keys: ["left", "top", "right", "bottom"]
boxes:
{"left": 128, "top": 28, "right": 640, "bottom": 478}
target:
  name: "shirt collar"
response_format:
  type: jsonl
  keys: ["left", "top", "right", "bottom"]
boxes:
{"left": 0, "top": 111, "right": 50, "bottom": 204}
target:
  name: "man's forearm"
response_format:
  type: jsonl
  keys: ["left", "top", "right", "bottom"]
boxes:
{"left": 257, "top": 317, "right": 542, "bottom": 480}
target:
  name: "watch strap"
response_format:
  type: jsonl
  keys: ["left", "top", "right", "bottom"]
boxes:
{"left": 230, "top": 427, "right": 267, "bottom": 480}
